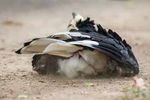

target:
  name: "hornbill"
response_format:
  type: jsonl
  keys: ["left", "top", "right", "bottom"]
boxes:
{"left": 16, "top": 13, "right": 139, "bottom": 78}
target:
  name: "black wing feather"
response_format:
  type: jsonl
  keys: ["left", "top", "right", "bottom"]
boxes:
{"left": 76, "top": 17, "right": 96, "bottom": 32}
{"left": 70, "top": 18, "right": 139, "bottom": 75}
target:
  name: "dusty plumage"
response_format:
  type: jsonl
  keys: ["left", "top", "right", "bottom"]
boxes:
{"left": 16, "top": 13, "right": 139, "bottom": 78}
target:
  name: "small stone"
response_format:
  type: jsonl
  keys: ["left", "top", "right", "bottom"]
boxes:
{"left": 84, "top": 82, "right": 95, "bottom": 87}
{"left": 18, "top": 94, "right": 28, "bottom": 100}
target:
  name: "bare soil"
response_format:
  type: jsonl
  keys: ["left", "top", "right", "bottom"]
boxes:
{"left": 0, "top": 0, "right": 150, "bottom": 100}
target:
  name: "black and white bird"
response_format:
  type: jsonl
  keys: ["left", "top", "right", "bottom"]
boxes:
{"left": 16, "top": 13, "right": 139, "bottom": 78}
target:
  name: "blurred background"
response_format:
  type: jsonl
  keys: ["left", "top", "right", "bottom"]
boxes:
{"left": 0, "top": 0, "right": 150, "bottom": 100}
{"left": 0, "top": 0, "right": 150, "bottom": 48}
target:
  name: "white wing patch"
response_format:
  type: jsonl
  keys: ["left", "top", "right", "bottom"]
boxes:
{"left": 50, "top": 32, "right": 72, "bottom": 40}
{"left": 68, "top": 32, "right": 91, "bottom": 38}
{"left": 50, "top": 32, "right": 91, "bottom": 40}
{"left": 69, "top": 40, "right": 99, "bottom": 48}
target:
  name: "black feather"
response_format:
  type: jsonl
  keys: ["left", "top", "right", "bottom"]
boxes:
{"left": 97, "top": 24, "right": 108, "bottom": 36}
{"left": 15, "top": 48, "right": 22, "bottom": 54}
{"left": 72, "top": 17, "right": 139, "bottom": 75}
{"left": 123, "top": 40, "right": 132, "bottom": 49}
{"left": 76, "top": 18, "right": 96, "bottom": 32}
{"left": 108, "top": 29, "right": 122, "bottom": 41}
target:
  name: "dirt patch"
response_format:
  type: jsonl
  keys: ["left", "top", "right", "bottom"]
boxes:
{"left": 1, "top": 20, "right": 23, "bottom": 27}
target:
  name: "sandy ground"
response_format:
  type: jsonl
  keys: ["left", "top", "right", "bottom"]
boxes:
{"left": 0, "top": 0, "right": 150, "bottom": 100}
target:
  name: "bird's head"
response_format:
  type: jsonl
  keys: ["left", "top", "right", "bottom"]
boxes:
{"left": 67, "top": 12, "right": 84, "bottom": 31}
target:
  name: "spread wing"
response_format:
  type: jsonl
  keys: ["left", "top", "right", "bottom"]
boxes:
{"left": 16, "top": 17, "right": 139, "bottom": 75}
